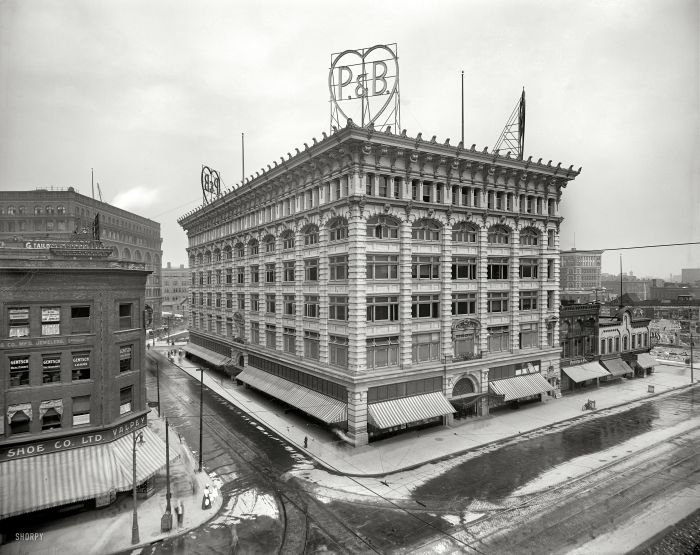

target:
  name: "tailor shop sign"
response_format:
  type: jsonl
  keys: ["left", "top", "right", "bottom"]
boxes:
{"left": 0, "top": 414, "right": 147, "bottom": 462}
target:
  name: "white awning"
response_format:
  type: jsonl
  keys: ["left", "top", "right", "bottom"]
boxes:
{"left": 562, "top": 362, "right": 610, "bottom": 383}
{"left": 488, "top": 373, "right": 554, "bottom": 402}
{"left": 636, "top": 353, "right": 657, "bottom": 368}
{"left": 183, "top": 343, "right": 231, "bottom": 367}
{"left": 237, "top": 369, "right": 347, "bottom": 424}
{"left": 601, "top": 357, "right": 634, "bottom": 377}
{"left": 367, "top": 392, "right": 455, "bottom": 429}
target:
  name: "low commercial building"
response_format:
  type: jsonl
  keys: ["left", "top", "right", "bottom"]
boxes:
{"left": 0, "top": 236, "right": 165, "bottom": 520}
{"left": 178, "top": 122, "right": 581, "bottom": 445}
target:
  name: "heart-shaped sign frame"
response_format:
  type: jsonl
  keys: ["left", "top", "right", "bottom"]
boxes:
{"left": 329, "top": 44, "right": 400, "bottom": 130}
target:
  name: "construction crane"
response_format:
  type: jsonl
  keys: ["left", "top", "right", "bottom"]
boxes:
{"left": 493, "top": 88, "right": 526, "bottom": 160}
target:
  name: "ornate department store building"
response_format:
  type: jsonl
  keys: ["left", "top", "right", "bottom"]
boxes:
{"left": 178, "top": 122, "right": 581, "bottom": 446}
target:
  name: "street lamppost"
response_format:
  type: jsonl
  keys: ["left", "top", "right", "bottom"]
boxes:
{"left": 161, "top": 417, "right": 173, "bottom": 532}
{"left": 199, "top": 367, "right": 204, "bottom": 472}
{"left": 131, "top": 430, "right": 145, "bottom": 545}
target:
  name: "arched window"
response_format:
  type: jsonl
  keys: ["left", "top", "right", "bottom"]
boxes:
{"left": 452, "top": 222, "right": 478, "bottom": 243}
{"left": 248, "top": 239, "right": 259, "bottom": 255}
{"left": 520, "top": 228, "right": 539, "bottom": 246}
{"left": 235, "top": 243, "right": 245, "bottom": 258}
{"left": 196, "top": 253, "right": 203, "bottom": 265}
{"left": 281, "top": 230, "right": 295, "bottom": 250}
{"left": 223, "top": 245, "right": 232, "bottom": 260}
{"left": 366, "top": 215, "right": 400, "bottom": 239}
{"left": 487, "top": 225, "right": 510, "bottom": 245}
{"left": 123, "top": 247, "right": 132, "bottom": 260}
{"left": 214, "top": 248, "right": 221, "bottom": 262}
{"left": 189, "top": 255, "right": 195, "bottom": 267}
{"left": 134, "top": 250, "right": 143, "bottom": 261}
{"left": 204, "top": 251, "right": 212, "bottom": 264}
{"left": 303, "top": 225, "right": 319, "bottom": 245}
{"left": 263, "top": 235, "right": 276, "bottom": 253}
{"left": 34, "top": 206, "right": 42, "bottom": 215}
{"left": 412, "top": 220, "right": 441, "bottom": 241}
{"left": 328, "top": 218, "right": 348, "bottom": 241}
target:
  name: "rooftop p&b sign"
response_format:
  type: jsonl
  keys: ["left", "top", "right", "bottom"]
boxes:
{"left": 329, "top": 43, "right": 400, "bottom": 133}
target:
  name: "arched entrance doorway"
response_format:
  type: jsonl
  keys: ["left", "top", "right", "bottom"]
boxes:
{"left": 451, "top": 376, "right": 480, "bottom": 419}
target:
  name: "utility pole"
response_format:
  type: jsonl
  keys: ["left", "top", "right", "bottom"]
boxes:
{"left": 199, "top": 367, "right": 204, "bottom": 472}
{"left": 156, "top": 360, "right": 161, "bottom": 418}
{"left": 165, "top": 418, "right": 172, "bottom": 514}
{"left": 461, "top": 70, "right": 464, "bottom": 146}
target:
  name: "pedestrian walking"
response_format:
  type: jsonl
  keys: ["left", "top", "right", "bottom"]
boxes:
{"left": 176, "top": 500, "right": 184, "bottom": 527}
{"left": 202, "top": 484, "right": 212, "bottom": 510}
{"left": 303, "top": 436, "right": 308, "bottom": 449}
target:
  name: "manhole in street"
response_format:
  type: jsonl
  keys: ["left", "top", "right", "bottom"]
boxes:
{"left": 435, "top": 438, "right": 444, "bottom": 442}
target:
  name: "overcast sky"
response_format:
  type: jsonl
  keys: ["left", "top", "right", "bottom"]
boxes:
{"left": 1, "top": 0, "right": 698, "bottom": 278}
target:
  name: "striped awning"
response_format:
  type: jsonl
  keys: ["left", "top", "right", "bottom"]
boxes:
{"left": 562, "top": 362, "right": 610, "bottom": 383}
{"left": 0, "top": 427, "right": 174, "bottom": 519}
{"left": 488, "top": 373, "right": 554, "bottom": 402}
{"left": 601, "top": 357, "right": 634, "bottom": 377}
{"left": 238, "top": 369, "right": 347, "bottom": 424}
{"left": 184, "top": 343, "right": 231, "bottom": 367}
{"left": 367, "top": 392, "right": 455, "bottom": 430}
{"left": 636, "top": 353, "right": 657, "bottom": 368}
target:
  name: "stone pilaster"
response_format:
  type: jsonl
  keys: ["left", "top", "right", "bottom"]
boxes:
{"left": 318, "top": 224, "right": 330, "bottom": 361}
{"left": 347, "top": 388, "right": 368, "bottom": 446}
{"left": 294, "top": 227, "right": 304, "bottom": 357}
{"left": 440, "top": 219, "right": 453, "bottom": 360}
{"left": 347, "top": 200, "right": 367, "bottom": 373}
{"left": 399, "top": 217, "right": 413, "bottom": 367}
{"left": 477, "top": 223, "right": 489, "bottom": 354}
{"left": 510, "top": 227, "right": 520, "bottom": 352}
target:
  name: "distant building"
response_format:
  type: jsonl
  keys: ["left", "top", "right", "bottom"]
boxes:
{"left": 560, "top": 249, "right": 603, "bottom": 290}
{"left": 162, "top": 262, "right": 189, "bottom": 318}
{"left": 600, "top": 273, "right": 651, "bottom": 301}
{"left": 0, "top": 188, "right": 163, "bottom": 328}
{"left": 648, "top": 280, "right": 700, "bottom": 302}
{"left": 681, "top": 268, "right": 700, "bottom": 285}
{"left": 0, "top": 238, "right": 166, "bottom": 520}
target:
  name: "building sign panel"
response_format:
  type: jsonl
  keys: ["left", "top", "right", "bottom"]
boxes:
{"left": 0, "top": 414, "right": 147, "bottom": 462}
{"left": 41, "top": 308, "right": 60, "bottom": 322}
{"left": 9, "top": 308, "right": 29, "bottom": 321}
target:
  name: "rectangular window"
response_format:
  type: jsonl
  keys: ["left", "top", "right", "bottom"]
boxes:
{"left": 251, "top": 321, "right": 260, "bottom": 344}
{"left": 547, "top": 259, "right": 554, "bottom": 279}
{"left": 206, "top": 293, "right": 212, "bottom": 307}
{"left": 488, "top": 326, "right": 510, "bottom": 352}
{"left": 119, "top": 345, "right": 133, "bottom": 372}
{"left": 329, "top": 296, "right": 348, "bottom": 321}
{"left": 487, "top": 292, "right": 509, "bottom": 313}
{"left": 265, "top": 263, "right": 276, "bottom": 283}
{"left": 215, "top": 293, "right": 222, "bottom": 308}
{"left": 41, "top": 307, "right": 61, "bottom": 336}
{"left": 283, "top": 261, "right": 295, "bottom": 282}
{"left": 519, "top": 290, "right": 538, "bottom": 311}
{"left": 251, "top": 265, "right": 260, "bottom": 283}
{"left": 9, "top": 355, "right": 30, "bottom": 387}
{"left": 367, "top": 254, "right": 399, "bottom": 279}
{"left": 236, "top": 267, "right": 245, "bottom": 284}
{"left": 41, "top": 400, "right": 63, "bottom": 430}
{"left": 547, "top": 290, "right": 554, "bottom": 309}
{"left": 329, "top": 255, "right": 348, "bottom": 280}
{"left": 72, "top": 395, "right": 91, "bottom": 426}
{"left": 452, "top": 293, "right": 476, "bottom": 315}
{"left": 367, "top": 296, "right": 399, "bottom": 322}
{"left": 547, "top": 229, "right": 556, "bottom": 248}
{"left": 119, "top": 386, "right": 132, "bottom": 415}
{"left": 519, "top": 259, "right": 539, "bottom": 279}
{"left": 487, "top": 258, "right": 509, "bottom": 280}
{"left": 411, "top": 256, "right": 440, "bottom": 279}
{"left": 119, "top": 303, "right": 133, "bottom": 329}
{"left": 329, "top": 335, "right": 349, "bottom": 368}
{"left": 304, "top": 258, "right": 319, "bottom": 281}
{"left": 412, "top": 332, "right": 441, "bottom": 363}
{"left": 366, "top": 336, "right": 399, "bottom": 368}
{"left": 411, "top": 295, "right": 440, "bottom": 318}
{"left": 451, "top": 257, "right": 477, "bottom": 280}
{"left": 207, "top": 271, "right": 212, "bottom": 285}
{"left": 454, "top": 330, "right": 477, "bottom": 357}
{"left": 520, "top": 323, "right": 538, "bottom": 348}
{"left": 304, "top": 295, "right": 319, "bottom": 318}
{"left": 216, "top": 270, "right": 222, "bottom": 285}
{"left": 226, "top": 268, "right": 233, "bottom": 285}
{"left": 237, "top": 294, "right": 245, "bottom": 310}
{"left": 283, "top": 327, "right": 296, "bottom": 354}
{"left": 9, "top": 307, "right": 30, "bottom": 338}
{"left": 42, "top": 354, "right": 61, "bottom": 384}
{"left": 265, "top": 294, "right": 276, "bottom": 314}
{"left": 266, "top": 324, "right": 276, "bottom": 349}
{"left": 199, "top": 272, "right": 204, "bottom": 286}
{"left": 304, "top": 330, "right": 320, "bottom": 360}
{"left": 251, "top": 294, "right": 260, "bottom": 312}
{"left": 72, "top": 352, "right": 90, "bottom": 380}
{"left": 283, "top": 294, "right": 295, "bottom": 316}
{"left": 226, "top": 293, "right": 233, "bottom": 309}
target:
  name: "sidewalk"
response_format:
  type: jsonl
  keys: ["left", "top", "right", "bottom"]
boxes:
{"left": 0, "top": 413, "right": 222, "bottom": 555}
{"left": 158, "top": 342, "right": 698, "bottom": 476}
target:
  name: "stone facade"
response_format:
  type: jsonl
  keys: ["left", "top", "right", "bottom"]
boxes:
{"left": 178, "top": 124, "right": 580, "bottom": 445}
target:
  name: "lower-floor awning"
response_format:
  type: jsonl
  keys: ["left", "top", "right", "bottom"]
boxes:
{"left": 636, "top": 353, "right": 657, "bottom": 369}
{"left": 601, "top": 357, "right": 634, "bottom": 377}
{"left": 184, "top": 343, "right": 231, "bottom": 367}
{"left": 562, "top": 362, "right": 610, "bottom": 383}
{"left": 0, "top": 427, "right": 172, "bottom": 519}
{"left": 367, "top": 392, "right": 455, "bottom": 430}
{"left": 238, "top": 369, "right": 347, "bottom": 424}
{"left": 488, "top": 373, "right": 554, "bottom": 402}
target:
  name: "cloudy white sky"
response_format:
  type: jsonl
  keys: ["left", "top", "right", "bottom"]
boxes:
{"left": 1, "top": 0, "right": 698, "bottom": 277}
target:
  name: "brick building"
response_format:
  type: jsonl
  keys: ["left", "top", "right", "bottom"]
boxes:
{"left": 0, "top": 188, "right": 163, "bottom": 328}
{"left": 0, "top": 238, "right": 165, "bottom": 520}
{"left": 161, "top": 262, "right": 190, "bottom": 318}
{"left": 178, "top": 122, "right": 581, "bottom": 446}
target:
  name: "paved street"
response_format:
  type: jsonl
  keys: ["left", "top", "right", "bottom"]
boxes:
{"left": 126, "top": 347, "right": 700, "bottom": 554}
